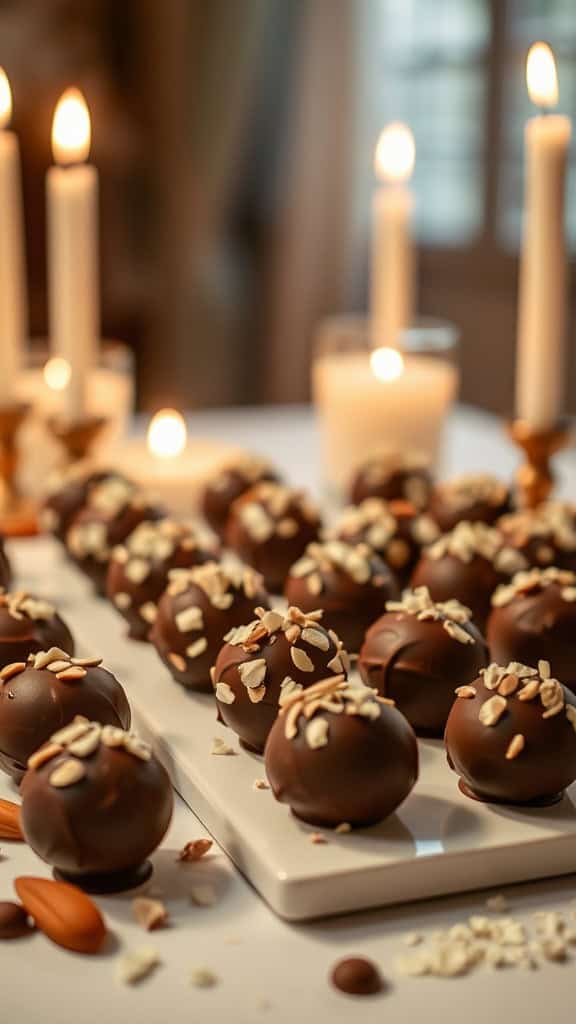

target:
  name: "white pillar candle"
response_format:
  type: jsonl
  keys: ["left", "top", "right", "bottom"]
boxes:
{"left": 47, "top": 88, "right": 99, "bottom": 421}
{"left": 0, "top": 69, "right": 27, "bottom": 404}
{"left": 516, "top": 43, "right": 571, "bottom": 430}
{"left": 370, "top": 122, "right": 415, "bottom": 350}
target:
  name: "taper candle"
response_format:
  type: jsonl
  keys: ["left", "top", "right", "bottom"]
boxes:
{"left": 0, "top": 68, "right": 27, "bottom": 404}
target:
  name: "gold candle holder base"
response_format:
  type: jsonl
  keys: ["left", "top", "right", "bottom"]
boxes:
{"left": 47, "top": 415, "right": 107, "bottom": 465}
{"left": 508, "top": 418, "right": 570, "bottom": 509}
{"left": 0, "top": 402, "right": 38, "bottom": 537}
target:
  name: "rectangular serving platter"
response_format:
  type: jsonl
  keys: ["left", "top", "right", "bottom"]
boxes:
{"left": 13, "top": 536, "right": 576, "bottom": 921}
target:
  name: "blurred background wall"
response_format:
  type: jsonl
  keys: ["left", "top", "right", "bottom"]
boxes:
{"left": 1, "top": 0, "right": 574, "bottom": 413}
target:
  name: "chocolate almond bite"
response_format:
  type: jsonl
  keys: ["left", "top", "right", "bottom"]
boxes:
{"left": 151, "top": 562, "right": 270, "bottom": 691}
{"left": 349, "top": 450, "right": 433, "bottom": 510}
{"left": 201, "top": 454, "right": 279, "bottom": 539}
{"left": 445, "top": 660, "right": 576, "bottom": 805}
{"left": 333, "top": 498, "right": 439, "bottom": 587}
{"left": 497, "top": 503, "right": 576, "bottom": 573}
{"left": 66, "top": 477, "right": 163, "bottom": 595}
{"left": 0, "top": 590, "right": 74, "bottom": 664}
{"left": 212, "top": 605, "right": 349, "bottom": 753}
{"left": 41, "top": 466, "right": 135, "bottom": 543}
{"left": 487, "top": 568, "right": 576, "bottom": 693}
{"left": 225, "top": 482, "right": 321, "bottom": 592}
{"left": 284, "top": 541, "right": 399, "bottom": 654}
{"left": 429, "top": 473, "right": 511, "bottom": 533}
{"left": 106, "top": 520, "right": 219, "bottom": 640}
{"left": 21, "top": 719, "right": 173, "bottom": 893}
{"left": 0, "top": 648, "right": 130, "bottom": 782}
{"left": 411, "top": 521, "right": 527, "bottom": 631}
{"left": 359, "top": 587, "right": 489, "bottom": 736}
{"left": 264, "top": 675, "right": 418, "bottom": 828}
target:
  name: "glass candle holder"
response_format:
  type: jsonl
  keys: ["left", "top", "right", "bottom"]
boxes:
{"left": 312, "top": 315, "right": 459, "bottom": 504}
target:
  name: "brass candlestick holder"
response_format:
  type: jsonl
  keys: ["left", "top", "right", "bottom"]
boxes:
{"left": 0, "top": 402, "right": 38, "bottom": 536}
{"left": 508, "top": 418, "right": 571, "bottom": 509}
{"left": 47, "top": 414, "right": 107, "bottom": 465}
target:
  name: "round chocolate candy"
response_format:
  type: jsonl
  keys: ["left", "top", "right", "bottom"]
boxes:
{"left": 106, "top": 519, "right": 219, "bottom": 640}
{"left": 487, "top": 568, "right": 576, "bottom": 692}
{"left": 429, "top": 473, "right": 511, "bottom": 533}
{"left": 21, "top": 720, "right": 173, "bottom": 892}
{"left": 201, "top": 454, "right": 279, "bottom": 539}
{"left": 41, "top": 466, "right": 135, "bottom": 543}
{"left": 445, "top": 660, "right": 576, "bottom": 805}
{"left": 411, "top": 521, "right": 527, "bottom": 631}
{"left": 0, "top": 590, "right": 74, "bottom": 665}
{"left": 212, "top": 605, "right": 349, "bottom": 753}
{"left": 0, "top": 648, "right": 130, "bottom": 782}
{"left": 66, "top": 478, "right": 163, "bottom": 595}
{"left": 497, "top": 503, "right": 576, "bottom": 573}
{"left": 225, "top": 482, "right": 321, "bottom": 592}
{"left": 349, "top": 450, "right": 432, "bottom": 510}
{"left": 264, "top": 675, "right": 418, "bottom": 828}
{"left": 333, "top": 498, "right": 439, "bottom": 587}
{"left": 284, "top": 541, "right": 399, "bottom": 654}
{"left": 151, "top": 562, "right": 270, "bottom": 691}
{"left": 358, "top": 587, "right": 489, "bottom": 736}
{"left": 331, "top": 957, "right": 384, "bottom": 996}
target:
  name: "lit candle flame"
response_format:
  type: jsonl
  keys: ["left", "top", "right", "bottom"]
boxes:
{"left": 147, "top": 409, "right": 187, "bottom": 459}
{"left": 0, "top": 68, "right": 12, "bottom": 130}
{"left": 370, "top": 347, "right": 404, "bottom": 382}
{"left": 52, "top": 88, "right": 91, "bottom": 165}
{"left": 527, "top": 42, "right": 559, "bottom": 109}
{"left": 44, "top": 356, "right": 71, "bottom": 391}
{"left": 375, "top": 123, "right": 415, "bottom": 183}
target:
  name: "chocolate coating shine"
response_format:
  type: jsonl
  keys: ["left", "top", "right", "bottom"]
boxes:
{"left": 213, "top": 607, "right": 348, "bottom": 753}
{"left": 106, "top": 520, "right": 219, "bottom": 640}
{"left": 284, "top": 541, "right": 399, "bottom": 653}
{"left": 0, "top": 591, "right": 74, "bottom": 666}
{"left": 350, "top": 452, "right": 432, "bottom": 511}
{"left": 265, "top": 676, "right": 418, "bottom": 828}
{"left": 334, "top": 499, "right": 439, "bottom": 587}
{"left": 225, "top": 483, "right": 321, "bottom": 592}
{"left": 445, "top": 663, "right": 576, "bottom": 804}
{"left": 41, "top": 467, "right": 135, "bottom": 543}
{"left": 201, "top": 455, "right": 279, "bottom": 538}
{"left": 151, "top": 562, "right": 270, "bottom": 691}
{"left": 359, "top": 589, "right": 489, "bottom": 736}
{"left": 487, "top": 569, "right": 576, "bottom": 692}
{"left": 0, "top": 651, "right": 130, "bottom": 782}
{"left": 21, "top": 723, "right": 172, "bottom": 883}
{"left": 429, "top": 474, "right": 511, "bottom": 533}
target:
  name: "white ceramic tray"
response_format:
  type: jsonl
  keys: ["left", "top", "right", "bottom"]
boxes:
{"left": 12, "top": 536, "right": 576, "bottom": 921}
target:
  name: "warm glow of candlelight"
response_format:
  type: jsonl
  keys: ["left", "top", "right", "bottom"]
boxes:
{"left": 527, "top": 42, "right": 559, "bottom": 109}
{"left": 44, "top": 356, "right": 71, "bottom": 391}
{"left": 147, "top": 409, "right": 187, "bottom": 459}
{"left": 52, "top": 88, "right": 91, "bottom": 165}
{"left": 0, "top": 68, "right": 12, "bottom": 129}
{"left": 370, "top": 346, "right": 404, "bottom": 382}
{"left": 375, "top": 123, "right": 415, "bottom": 183}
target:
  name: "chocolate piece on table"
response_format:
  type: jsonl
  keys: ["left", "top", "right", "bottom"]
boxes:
{"left": 429, "top": 473, "right": 511, "bottom": 533}
{"left": 0, "top": 901, "right": 33, "bottom": 939}
{"left": 333, "top": 498, "right": 439, "bottom": 587}
{"left": 331, "top": 956, "right": 384, "bottom": 996}
{"left": 201, "top": 454, "right": 279, "bottom": 539}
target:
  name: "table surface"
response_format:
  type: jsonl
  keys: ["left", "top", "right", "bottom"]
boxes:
{"left": 4, "top": 402, "right": 576, "bottom": 1024}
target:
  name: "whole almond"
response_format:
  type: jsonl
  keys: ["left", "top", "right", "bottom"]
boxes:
{"left": 0, "top": 798, "right": 24, "bottom": 841}
{"left": 15, "top": 877, "right": 107, "bottom": 954}
{"left": 0, "top": 901, "right": 34, "bottom": 939}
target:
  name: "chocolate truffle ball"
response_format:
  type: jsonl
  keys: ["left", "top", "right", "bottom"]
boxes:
{"left": 201, "top": 454, "right": 279, "bottom": 539}
{"left": 21, "top": 719, "right": 173, "bottom": 891}
{"left": 350, "top": 450, "right": 432, "bottom": 510}
{"left": 284, "top": 541, "right": 399, "bottom": 654}
{"left": 151, "top": 562, "right": 270, "bottom": 691}
{"left": 445, "top": 660, "right": 576, "bottom": 805}
{"left": 264, "top": 675, "right": 418, "bottom": 828}
{"left": 0, "top": 590, "right": 74, "bottom": 665}
{"left": 331, "top": 957, "right": 384, "bottom": 996}
{"left": 0, "top": 648, "right": 130, "bottom": 782}
{"left": 497, "top": 503, "right": 576, "bottom": 573}
{"left": 429, "top": 473, "right": 511, "bottom": 533}
{"left": 225, "top": 482, "right": 321, "bottom": 592}
{"left": 41, "top": 466, "right": 135, "bottom": 543}
{"left": 66, "top": 477, "right": 163, "bottom": 595}
{"left": 106, "top": 519, "right": 219, "bottom": 640}
{"left": 213, "top": 605, "right": 349, "bottom": 753}
{"left": 358, "top": 587, "right": 489, "bottom": 736}
{"left": 411, "top": 521, "right": 527, "bottom": 631}
{"left": 487, "top": 568, "right": 576, "bottom": 692}
{"left": 333, "top": 498, "right": 439, "bottom": 587}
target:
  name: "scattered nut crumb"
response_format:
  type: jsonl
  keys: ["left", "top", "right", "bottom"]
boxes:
{"left": 191, "top": 884, "right": 217, "bottom": 907}
{"left": 117, "top": 947, "right": 161, "bottom": 985}
{"left": 177, "top": 838, "right": 213, "bottom": 862}
{"left": 132, "top": 897, "right": 169, "bottom": 931}
{"left": 211, "top": 737, "right": 236, "bottom": 756}
{"left": 190, "top": 967, "right": 218, "bottom": 988}
{"left": 253, "top": 778, "right": 269, "bottom": 790}
{"left": 404, "top": 932, "right": 423, "bottom": 947}
{"left": 334, "top": 822, "right": 352, "bottom": 834}
{"left": 486, "top": 894, "right": 509, "bottom": 913}
{"left": 310, "top": 832, "right": 327, "bottom": 845}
